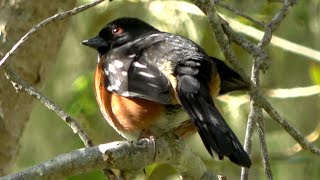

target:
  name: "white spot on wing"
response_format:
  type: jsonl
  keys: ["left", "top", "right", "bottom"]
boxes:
{"left": 114, "top": 60, "right": 124, "bottom": 68}
{"left": 97, "top": 55, "right": 101, "bottom": 63}
{"left": 121, "top": 71, "right": 127, "bottom": 76}
{"left": 108, "top": 64, "right": 116, "bottom": 73}
{"left": 128, "top": 54, "right": 136, "bottom": 58}
{"left": 112, "top": 85, "right": 119, "bottom": 91}
{"left": 107, "top": 84, "right": 120, "bottom": 91}
{"left": 121, "top": 91, "right": 130, "bottom": 96}
{"left": 138, "top": 71, "right": 155, "bottom": 78}
{"left": 148, "top": 34, "right": 159, "bottom": 38}
{"left": 104, "top": 69, "right": 109, "bottom": 75}
{"left": 115, "top": 80, "right": 121, "bottom": 86}
{"left": 107, "top": 86, "right": 113, "bottom": 91}
{"left": 147, "top": 83, "right": 159, "bottom": 88}
{"left": 133, "top": 62, "right": 147, "bottom": 68}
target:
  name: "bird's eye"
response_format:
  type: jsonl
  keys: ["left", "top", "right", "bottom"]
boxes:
{"left": 112, "top": 27, "right": 124, "bottom": 35}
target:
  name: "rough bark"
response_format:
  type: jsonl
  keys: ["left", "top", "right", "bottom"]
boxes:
{"left": 0, "top": 0, "right": 76, "bottom": 175}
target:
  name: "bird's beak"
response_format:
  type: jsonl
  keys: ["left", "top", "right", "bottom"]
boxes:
{"left": 81, "top": 36, "right": 109, "bottom": 49}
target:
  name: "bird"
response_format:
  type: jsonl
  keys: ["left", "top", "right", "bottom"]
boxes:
{"left": 82, "top": 17, "right": 251, "bottom": 168}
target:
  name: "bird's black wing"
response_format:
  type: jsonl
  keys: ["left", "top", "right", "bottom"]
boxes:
{"left": 103, "top": 35, "right": 172, "bottom": 105}
{"left": 176, "top": 57, "right": 252, "bottom": 168}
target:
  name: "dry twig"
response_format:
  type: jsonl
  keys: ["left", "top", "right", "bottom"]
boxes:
{"left": 215, "top": 0, "right": 265, "bottom": 27}
{"left": 4, "top": 65, "right": 93, "bottom": 147}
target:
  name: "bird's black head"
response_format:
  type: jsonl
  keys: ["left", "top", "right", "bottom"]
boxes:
{"left": 82, "top": 17, "right": 159, "bottom": 54}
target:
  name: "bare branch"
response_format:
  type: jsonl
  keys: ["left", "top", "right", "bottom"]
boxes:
{"left": 259, "top": 0, "right": 297, "bottom": 47}
{"left": 0, "top": 0, "right": 107, "bottom": 67}
{"left": 240, "top": 107, "right": 256, "bottom": 180}
{"left": 219, "top": 17, "right": 268, "bottom": 61}
{"left": 246, "top": 57, "right": 273, "bottom": 180}
{"left": 256, "top": 111, "right": 273, "bottom": 180}
{"left": 256, "top": 94, "right": 320, "bottom": 155}
{"left": 215, "top": 0, "right": 265, "bottom": 27}
{"left": 2, "top": 134, "right": 218, "bottom": 180}
{"left": 288, "top": 125, "right": 320, "bottom": 155}
{"left": 4, "top": 65, "right": 93, "bottom": 147}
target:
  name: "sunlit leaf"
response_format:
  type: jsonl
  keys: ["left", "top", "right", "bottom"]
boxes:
{"left": 309, "top": 63, "right": 320, "bottom": 85}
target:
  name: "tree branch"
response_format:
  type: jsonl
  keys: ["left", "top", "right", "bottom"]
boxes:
{"left": 0, "top": 0, "right": 107, "bottom": 67}
{"left": 219, "top": 17, "right": 269, "bottom": 62}
{"left": 4, "top": 65, "right": 93, "bottom": 147}
{"left": 256, "top": 94, "right": 320, "bottom": 155}
{"left": 2, "top": 134, "right": 218, "bottom": 180}
{"left": 215, "top": 0, "right": 265, "bottom": 27}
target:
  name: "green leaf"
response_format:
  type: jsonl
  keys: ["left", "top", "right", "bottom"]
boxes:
{"left": 309, "top": 63, "right": 320, "bottom": 85}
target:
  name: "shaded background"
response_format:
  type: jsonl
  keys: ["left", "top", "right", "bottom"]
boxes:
{"left": 10, "top": 0, "right": 320, "bottom": 179}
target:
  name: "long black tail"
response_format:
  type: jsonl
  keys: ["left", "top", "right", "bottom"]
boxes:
{"left": 177, "top": 74, "right": 251, "bottom": 168}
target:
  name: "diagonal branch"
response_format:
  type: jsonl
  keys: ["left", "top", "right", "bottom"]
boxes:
{"left": 4, "top": 65, "right": 93, "bottom": 147}
{"left": 215, "top": 0, "right": 265, "bottom": 27}
{"left": 259, "top": 0, "right": 297, "bottom": 47}
{"left": 0, "top": 0, "right": 107, "bottom": 67}
{"left": 256, "top": 94, "right": 320, "bottom": 155}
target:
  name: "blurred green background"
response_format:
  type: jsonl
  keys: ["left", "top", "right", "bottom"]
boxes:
{"left": 11, "top": 0, "right": 320, "bottom": 179}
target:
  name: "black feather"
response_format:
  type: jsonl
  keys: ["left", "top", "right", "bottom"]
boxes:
{"left": 176, "top": 61, "right": 251, "bottom": 168}
{"left": 210, "top": 57, "right": 250, "bottom": 94}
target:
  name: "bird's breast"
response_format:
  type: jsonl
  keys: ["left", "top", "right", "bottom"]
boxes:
{"left": 94, "top": 62, "right": 191, "bottom": 140}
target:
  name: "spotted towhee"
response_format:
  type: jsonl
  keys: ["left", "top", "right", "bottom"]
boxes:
{"left": 82, "top": 17, "right": 251, "bottom": 167}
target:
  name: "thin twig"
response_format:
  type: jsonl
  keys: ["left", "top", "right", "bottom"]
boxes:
{"left": 288, "top": 125, "right": 320, "bottom": 155}
{"left": 219, "top": 17, "right": 269, "bottom": 61}
{"left": 252, "top": 74, "right": 273, "bottom": 180}
{"left": 243, "top": 54, "right": 273, "bottom": 179}
{"left": 259, "top": 0, "right": 296, "bottom": 47}
{"left": 0, "top": 0, "right": 107, "bottom": 67}
{"left": 4, "top": 65, "right": 93, "bottom": 147}
{"left": 215, "top": 0, "right": 265, "bottom": 27}
{"left": 240, "top": 104, "right": 256, "bottom": 180}
{"left": 257, "top": 115, "right": 273, "bottom": 180}
{"left": 256, "top": 94, "right": 320, "bottom": 155}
